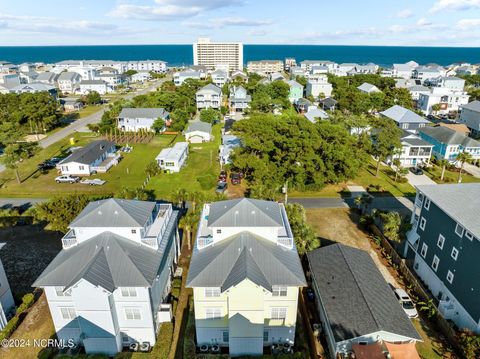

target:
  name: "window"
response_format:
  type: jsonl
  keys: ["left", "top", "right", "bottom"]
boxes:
{"left": 432, "top": 255, "right": 440, "bottom": 272}
{"left": 263, "top": 331, "right": 269, "bottom": 342}
{"left": 437, "top": 234, "right": 445, "bottom": 250}
{"left": 205, "top": 307, "right": 222, "bottom": 320}
{"left": 421, "top": 243, "right": 428, "bottom": 258}
{"left": 272, "top": 286, "right": 288, "bottom": 297}
{"left": 205, "top": 288, "right": 221, "bottom": 297}
{"left": 79, "top": 165, "right": 85, "bottom": 171}
{"left": 122, "top": 333, "right": 130, "bottom": 344}
{"left": 424, "top": 198, "right": 431, "bottom": 210}
{"left": 60, "top": 307, "right": 76, "bottom": 320}
{"left": 216, "top": 229, "right": 222, "bottom": 234}
{"left": 222, "top": 331, "right": 229, "bottom": 343}
{"left": 55, "top": 287, "right": 72, "bottom": 296}
{"left": 271, "top": 307, "right": 287, "bottom": 320}
{"left": 455, "top": 223, "right": 465, "bottom": 237}
{"left": 121, "top": 288, "right": 137, "bottom": 297}
{"left": 125, "top": 308, "right": 142, "bottom": 320}
{"left": 446, "top": 271, "right": 454, "bottom": 284}
{"left": 131, "top": 229, "right": 137, "bottom": 234}
{"left": 451, "top": 247, "right": 459, "bottom": 261}
{"left": 402, "top": 123, "right": 408, "bottom": 129}
{"left": 465, "top": 231, "right": 474, "bottom": 241}
{"left": 419, "top": 217, "right": 426, "bottom": 230}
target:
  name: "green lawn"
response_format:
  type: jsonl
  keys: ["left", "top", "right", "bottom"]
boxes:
{"left": 354, "top": 159, "right": 416, "bottom": 197}
{"left": 147, "top": 124, "right": 222, "bottom": 200}
{"left": 77, "top": 104, "right": 104, "bottom": 118}
{"left": 422, "top": 163, "right": 480, "bottom": 184}
{"left": 0, "top": 132, "right": 177, "bottom": 198}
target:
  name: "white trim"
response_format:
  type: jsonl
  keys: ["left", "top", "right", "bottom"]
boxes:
{"left": 60, "top": 306, "right": 76, "bottom": 319}
{"left": 419, "top": 217, "right": 426, "bottom": 230}
{"left": 437, "top": 234, "right": 445, "bottom": 250}
{"left": 424, "top": 198, "right": 431, "bottom": 210}
{"left": 205, "top": 307, "right": 222, "bottom": 319}
{"left": 432, "top": 255, "right": 440, "bottom": 272}
{"left": 446, "top": 270, "right": 454, "bottom": 284}
{"left": 421, "top": 243, "right": 428, "bottom": 258}
{"left": 451, "top": 247, "right": 459, "bottom": 261}
{"left": 271, "top": 307, "right": 287, "bottom": 319}
{"left": 455, "top": 223, "right": 465, "bottom": 237}
{"left": 205, "top": 288, "right": 221, "bottom": 297}
{"left": 125, "top": 307, "right": 142, "bottom": 320}
{"left": 465, "top": 231, "right": 474, "bottom": 241}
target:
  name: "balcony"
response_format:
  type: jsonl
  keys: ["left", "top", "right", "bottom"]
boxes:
{"left": 62, "top": 229, "right": 78, "bottom": 248}
{"left": 143, "top": 204, "right": 173, "bottom": 248}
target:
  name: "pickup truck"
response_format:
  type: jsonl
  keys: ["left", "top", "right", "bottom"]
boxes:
{"left": 55, "top": 175, "right": 80, "bottom": 183}
{"left": 80, "top": 179, "right": 106, "bottom": 186}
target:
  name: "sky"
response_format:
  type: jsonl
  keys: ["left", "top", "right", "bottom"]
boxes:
{"left": 1, "top": 0, "right": 480, "bottom": 46}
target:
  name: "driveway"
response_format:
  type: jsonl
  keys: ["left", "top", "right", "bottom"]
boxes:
{"left": 405, "top": 172, "right": 437, "bottom": 186}
{"left": 462, "top": 162, "right": 480, "bottom": 179}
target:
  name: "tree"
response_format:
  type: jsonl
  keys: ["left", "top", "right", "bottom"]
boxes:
{"left": 32, "top": 194, "right": 91, "bottom": 232}
{"left": 145, "top": 160, "right": 160, "bottom": 177}
{"left": 179, "top": 210, "right": 197, "bottom": 251}
{"left": 170, "top": 188, "right": 188, "bottom": 209}
{"left": 458, "top": 330, "right": 480, "bottom": 359}
{"left": 124, "top": 70, "right": 138, "bottom": 76}
{"left": 151, "top": 118, "right": 166, "bottom": 133}
{"left": 285, "top": 203, "right": 319, "bottom": 255}
{"left": 187, "top": 191, "right": 205, "bottom": 212}
{"left": 354, "top": 193, "right": 373, "bottom": 214}
{"left": 0, "top": 143, "right": 38, "bottom": 183}
{"left": 84, "top": 91, "right": 102, "bottom": 105}
{"left": 377, "top": 211, "right": 402, "bottom": 242}
{"left": 456, "top": 151, "right": 473, "bottom": 183}
{"left": 200, "top": 108, "right": 220, "bottom": 124}
{"left": 370, "top": 118, "right": 402, "bottom": 177}
{"left": 116, "top": 187, "right": 154, "bottom": 201}
{"left": 431, "top": 104, "right": 442, "bottom": 115}
{"left": 438, "top": 159, "right": 449, "bottom": 181}
{"left": 392, "top": 158, "right": 402, "bottom": 182}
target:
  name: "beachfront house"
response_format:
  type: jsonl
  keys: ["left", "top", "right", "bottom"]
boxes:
{"left": 33, "top": 198, "right": 180, "bottom": 355}
{"left": 57, "top": 140, "right": 119, "bottom": 176}
{"left": 117, "top": 108, "right": 170, "bottom": 132}
{"left": 405, "top": 184, "right": 480, "bottom": 333}
{"left": 156, "top": 142, "right": 189, "bottom": 173}
{"left": 186, "top": 198, "right": 306, "bottom": 357}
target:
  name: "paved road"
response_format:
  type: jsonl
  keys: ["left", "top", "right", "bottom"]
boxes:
{"left": 463, "top": 162, "right": 480, "bottom": 179}
{"left": 290, "top": 196, "right": 414, "bottom": 213}
{"left": 405, "top": 172, "right": 437, "bottom": 186}
{"left": 39, "top": 77, "right": 169, "bottom": 149}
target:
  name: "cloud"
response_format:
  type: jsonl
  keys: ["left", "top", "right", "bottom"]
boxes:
{"left": 456, "top": 18, "right": 480, "bottom": 30}
{"left": 430, "top": 0, "right": 480, "bottom": 13}
{"left": 395, "top": 9, "right": 413, "bottom": 18}
{"left": 247, "top": 29, "right": 268, "bottom": 36}
{"left": 184, "top": 17, "right": 272, "bottom": 29}
{"left": 109, "top": 0, "right": 245, "bottom": 21}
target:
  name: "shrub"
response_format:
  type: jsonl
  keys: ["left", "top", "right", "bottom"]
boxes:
{"left": 184, "top": 303, "right": 196, "bottom": 358}
{"left": 0, "top": 316, "right": 19, "bottom": 340}
{"left": 152, "top": 322, "right": 174, "bottom": 359}
{"left": 16, "top": 293, "right": 35, "bottom": 315}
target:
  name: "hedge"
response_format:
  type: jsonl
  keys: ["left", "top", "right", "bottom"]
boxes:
{"left": 0, "top": 316, "right": 19, "bottom": 341}
{"left": 16, "top": 293, "right": 35, "bottom": 314}
{"left": 0, "top": 292, "right": 37, "bottom": 341}
{"left": 152, "top": 322, "right": 173, "bottom": 359}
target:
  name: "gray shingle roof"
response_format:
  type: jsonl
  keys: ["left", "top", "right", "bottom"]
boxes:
{"left": 59, "top": 140, "right": 115, "bottom": 166}
{"left": 416, "top": 184, "right": 480, "bottom": 239}
{"left": 186, "top": 231, "right": 306, "bottom": 291}
{"left": 185, "top": 121, "right": 212, "bottom": 134}
{"left": 33, "top": 231, "right": 164, "bottom": 292}
{"left": 207, "top": 198, "right": 284, "bottom": 227}
{"left": 70, "top": 198, "right": 155, "bottom": 228}
{"left": 307, "top": 244, "right": 421, "bottom": 343}
{"left": 419, "top": 126, "right": 480, "bottom": 147}
{"left": 461, "top": 100, "right": 480, "bottom": 113}
{"left": 381, "top": 105, "right": 430, "bottom": 124}
{"left": 118, "top": 108, "right": 169, "bottom": 119}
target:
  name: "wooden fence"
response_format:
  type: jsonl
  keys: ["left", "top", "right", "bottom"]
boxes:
{"left": 370, "top": 225, "right": 461, "bottom": 353}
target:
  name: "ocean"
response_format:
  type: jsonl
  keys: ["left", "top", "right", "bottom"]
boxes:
{"left": 1, "top": 44, "right": 480, "bottom": 67}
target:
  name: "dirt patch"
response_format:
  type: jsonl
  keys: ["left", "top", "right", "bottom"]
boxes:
{"left": 0, "top": 224, "right": 62, "bottom": 299}
{"left": 306, "top": 208, "right": 398, "bottom": 285}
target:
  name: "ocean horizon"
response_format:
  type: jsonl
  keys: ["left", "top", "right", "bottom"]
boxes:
{"left": 1, "top": 44, "right": 480, "bottom": 67}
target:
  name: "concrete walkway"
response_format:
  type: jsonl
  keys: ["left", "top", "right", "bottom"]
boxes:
{"left": 462, "top": 162, "right": 480, "bottom": 178}
{"left": 405, "top": 172, "right": 437, "bottom": 186}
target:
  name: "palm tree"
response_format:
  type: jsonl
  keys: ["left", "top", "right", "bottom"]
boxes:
{"left": 188, "top": 191, "right": 205, "bottom": 212}
{"left": 179, "top": 211, "right": 197, "bottom": 251}
{"left": 171, "top": 188, "right": 188, "bottom": 209}
{"left": 456, "top": 152, "right": 473, "bottom": 183}
{"left": 438, "top": 159, "right": 449, "bottom": 182}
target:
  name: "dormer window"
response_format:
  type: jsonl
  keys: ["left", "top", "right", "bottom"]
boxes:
{"left": 216, "top": 229, "right": 222, "bottom": 234}
{"left": 131, "top": 229, "right": 137, "bottom": 234}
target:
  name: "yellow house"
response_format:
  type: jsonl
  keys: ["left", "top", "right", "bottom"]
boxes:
{"left": 186, "top": 199, "right": 306, "bottom": 356}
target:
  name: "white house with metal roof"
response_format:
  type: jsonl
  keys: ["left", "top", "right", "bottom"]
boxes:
{"left": 0, "top": 243, "right": 15, "bottom": 330}
{"left": 388, "top": 131, "right": 433, "bottom": 167}
{"left": 357, "top": 82, "right": 381, "bottom": 94}
{"left": 57, "top": 72, "right": 82, "bottom": 94}
{"left": 185, "top": 122, "right": 212, "bottom": 143}
{"left": 156, "top": 142, "right": 189, "bottom": 173}
{"left": 459, "top": 100, "right": 480, "bottom": 136}
{"left": 78, "top": 80, "right": 112, "bottom": 95}
{"left": 380, "top": 105, "right": 431, "bottom": 133}
{"left": 186, "top": 198, "right": 306, "bottom": 357}
{"left": 33, "top": 199, "right": 180, "bottom": 355}
{"left": 57, "top": 140, "right": 118, "bottom": 176}
{"left": 118, "top": 108, "right": 170, "bottom": 132}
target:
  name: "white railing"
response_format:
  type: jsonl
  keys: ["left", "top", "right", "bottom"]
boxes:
{"left": 141, "top": 237, "right": 158, "bottom": 248}
{"left": 197, "top": 236, "right": 213, "bottom": 249}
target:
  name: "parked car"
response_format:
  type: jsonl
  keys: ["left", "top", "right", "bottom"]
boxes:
{"left": 410, "top": 167, "right": 423, "bottom": 175}
{"left": 230, "top": 173, "right": 241, "bottom": 185}
{"left": 38, "top": 160, "right": 56, "bottom": 170}
{"left": 218, "top": 170, "right": 227, "bottom": 182}
{"left": 216, "top": 181, "right": 228, "bottom": 194}
{"left": 393, "top": 288, "right": 418, "bottom": 318}
{"left": 55, "top": 175, "right": 80, "bottom": 183}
